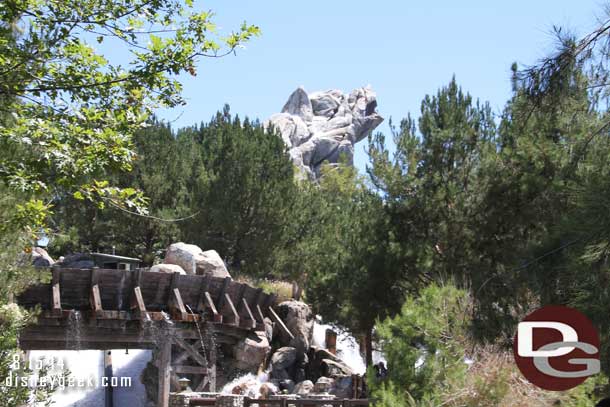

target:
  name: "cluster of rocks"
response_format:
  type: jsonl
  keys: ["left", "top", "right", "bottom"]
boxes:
{"left": 151, "top": 242, "right": 231, "bottom": 278}
{"left": 265, "top": 86, "right": 383, "bottom": 180}
{"left": 228, "top": 299, "right": 355, "bottom": 398}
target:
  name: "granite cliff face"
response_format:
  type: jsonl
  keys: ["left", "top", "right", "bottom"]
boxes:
{"left": 265, "top": 86, "right": 383, "bottom": 180}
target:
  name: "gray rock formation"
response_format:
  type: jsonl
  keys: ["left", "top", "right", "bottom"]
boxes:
{"left": 274, "top": 300, "right": 314, "bottom": 353}
{"left": 266, "top": 86, "right": 383, "bottom": 179}
{"left": 164, "top": 242, "right": 231, "bottom": 278}
{"left": 234, "top": 331, "right": 271, "bottom": 371}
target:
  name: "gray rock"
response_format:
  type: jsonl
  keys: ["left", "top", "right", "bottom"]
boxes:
{"left": 314, "top": 376, "right": 334, "bottom": 393}
{"left": 271, "top": 347, "right": 297, "bottom": 370}
{"left": 32, "top": 247, "right": 54, "bottom": 267}
{"left": 270, "top": 368, "right": 292, "bottom": 381}
{"left": 164, "top": 242, "right": 230, "bottom": 278}
{"left": 282, "top": 87, "right": 313, "bottom": 122}
{"left": 149, "top": 264, "right": 186, "bottom": 274}
{"left": 279, "top": 379, "right": 295, "bottom": 393}
{"left": 276, "top": 300, "right": 314, "bottom": 353}
{"left": 234, "top": 331, "right": 271, "bottom": 371}
{"left": 265, "top": 113, "right": 310, "bottom": 148}
{"left": 294, "top": 380, "right": 314, "bottom": 395}
{"left": 310, "top": 90, "right": 343, "bottom": 118}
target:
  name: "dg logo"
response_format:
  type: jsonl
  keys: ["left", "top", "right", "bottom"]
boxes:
{"left": 513, "top": 305, "right": 600, "bottom": 391}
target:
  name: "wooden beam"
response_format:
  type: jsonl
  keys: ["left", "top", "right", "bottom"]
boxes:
{"left": 157, "top": 339, "right": 172, "bottom": 407}
{"left": 196, "top": 276, "right": 210, "bottom": 312}
{"left": 216, "top": 277, "right": 231, "bottom": 309}
{"left": 204, "top": 291, "right": 222, "bottom": 323}
{"left": 268, "top": 307, "right": 294, "bottom": 340}
{"left": 169, "top": 288, "right": 187, "bottom": 321}
{"left": 173, "top": 337, "right": 207, "bottom": 366}
{"left": 221, "top": 293, "right": 239, "bottom": 327}
{"left": 130, "top": 286, "right": 147, "bottom": 318}
{"left": 51, "top": 268, "right": 61, "bottom": 317}
{"left": 172, "top": 365, "right": 208, "bottom": 374}
{"left": 194, "top": 375, "right": 209, "bottom": 392}
{"left": 256, "top": 305, "right": 266, "bottom": 325}
{"left": 90, "top": 284, "right": 103, "bottom": 317}
{"left": 239, "top": 298, "right": 256, "bottom": 329}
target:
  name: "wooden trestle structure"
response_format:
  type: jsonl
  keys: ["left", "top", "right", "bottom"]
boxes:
{"left": 16, "top": 268, "right": 282, "bottom": 407}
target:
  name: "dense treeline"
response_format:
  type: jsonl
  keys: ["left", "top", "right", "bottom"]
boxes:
{"left": 4, "top": 0, "right": 610, "bottom": 404}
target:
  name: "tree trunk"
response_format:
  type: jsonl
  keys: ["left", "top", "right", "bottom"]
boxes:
{"left": 365, "top": 327, "right": 373, "bottom": 368}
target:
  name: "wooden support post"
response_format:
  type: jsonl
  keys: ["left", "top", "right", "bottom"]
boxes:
{"left": 104, "top": 350, "right": 113, "bottom": 407}
{"left": 131, "top": 287, "right": 146, "bottom": 317}
{"left": 204, "top": 292, "right": 222, "bottom": 322}
{"left": 221, "top": 293, "right": 239, "bottom": 326}
{"left": 89, "top": 269, "right": 103, "bottom": 318}
{"left": 255, "top": 305, "right": 266, "bottom": 325}
{"left": 173, "top": 337, "right": 207, "bottom": 366}
{"left": 51, "top": 268, "right": 61, "bottom": 317}
{"left": 157, "top": 340, "right": 172, "bottom": 407}
{"left": 196, "top": 276, "right": 210, "bottom": 312}
{"left": 216, "top": 277, "right": 231, "bottom": 309}
{"left": 90, "top": 285, "right": 103, "bottom": 317}
{"left": 208, "top": 337, "right": 216, "bottom": 392}
{"left": 268, "top": 307, "right": 294, "bottom": 340}
{"left": 169, "top": 288, "right": 187, "bottom": 321}
{"left": 325, "top": 328, "right": 337, "bottom": 355}
{"left": 239, "top": 298, "right": 256, "bottom": 329}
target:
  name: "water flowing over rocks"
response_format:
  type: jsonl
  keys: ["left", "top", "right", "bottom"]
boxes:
{"left": 265, "top": 86, "right": 383, "bottom": 180}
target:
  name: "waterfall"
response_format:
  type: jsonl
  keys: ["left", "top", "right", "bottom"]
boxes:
{"left": 312, "top": 317, "right": 386, "bottom": 375}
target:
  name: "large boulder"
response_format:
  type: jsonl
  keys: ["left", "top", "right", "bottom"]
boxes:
{"left": 271, "top": 347, "right": 297, "bottom": 370}
{"left": 294, "top": 380, "right": 314, "bottom": 396}
{"left": 164, "top": 243, "right": 230, "bottom": 278}
{"left": 32, "top": 247, "right": 54, "bottom": 267}
{"left": 234, "top": 331, "right": 271, "bottom": 371}
{"left": 149, "top": 264, "right": 186, "bottom": 274}
{"left": 275, "top": 300, "right": 314, "bottom": 353}
{"left": 307, "top": 347, "right": 353, "bottom": 379}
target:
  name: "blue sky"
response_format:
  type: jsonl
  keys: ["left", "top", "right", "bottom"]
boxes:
{"left": 156, "top": 0, "right": 604, "bottom": 171}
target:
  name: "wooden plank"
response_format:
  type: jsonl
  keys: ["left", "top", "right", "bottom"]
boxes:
{"left": 173, "top": 337, "right": 207, "bottom": 366}
{"left": 172, "top": 365, "right": 208, "bottom": 374}
{"left": 204, "top": 292, "right": 222, "bottom": 323}
{"left": 131, "top": 286, "right": 147, "bottom": 316}
{"left": 268, "top": 307, "right": 294, "bottom": 340}
{"left": 239, "top": 298, "right": 256, "bottom": 329}
{"left": 221, "top": 293, "right": 240, "bottom": 326}
{"left": 169, "top": 288, "right": 187, "bottom": 321}
{"left": 216, "top": 276, "right": 232, "bottom": 309}
{"left": 256, "top": 305, "right": 266, "bottom": 325}
{"left": 194, "top": 375, "right": 209, "bottom": 392}
{"left": 157, "top": 340, "right": 172, "bottom": 407}
{"left": 196, "top": 276, "right": 210, "bottom": 312}
{"left": 51, "top": 268, "right": 61, "bottom": 316}
{"left": 90, "top": 284, "right": 103, "bottom": 317}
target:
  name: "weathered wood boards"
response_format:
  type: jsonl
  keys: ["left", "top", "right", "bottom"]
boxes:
{"left": 19, "top": 268, "right": 275, "bottom": 316}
